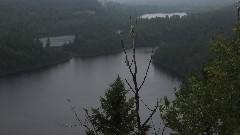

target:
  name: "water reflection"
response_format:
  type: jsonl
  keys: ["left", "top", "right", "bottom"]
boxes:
{"left": 0, "top": 48, "right": 180, "bottom": 135}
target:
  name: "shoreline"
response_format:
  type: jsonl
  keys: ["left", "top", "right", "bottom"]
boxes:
{"left": 0, "top": 46, "right": 175, "bottom": 79}
{"left": 153, "top": 61, "right": 187, "bottom": 82}
{"left": 0, "top": 48, "right": 126, "bottom": 78}
{"left": 0, "top": 56, "right": 72, "bottom": 78}
{"left": 71, "top": 45, "right": 156, "bottom": 57}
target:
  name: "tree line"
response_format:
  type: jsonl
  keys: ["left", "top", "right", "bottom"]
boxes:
{"left": 62, "top": 15, "right": 240, "bottom": 135}
{"left": 0, "top": 33, "right": 70, "bottom": 77}
{"left": 0, "top": 0, "right": 237, "bottom": 79}
{"left": 64, "top": 4, "right": 236, "bottom": 60}
{"left": 151, "top": 4, "right": 236, "bottom": 79}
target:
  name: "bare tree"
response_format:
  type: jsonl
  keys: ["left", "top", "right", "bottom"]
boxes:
{"left": 55, "top": 99, "right": 97, "bottom": 133}
{"left": 57, "top": 18, "right": 159, "bottom": 135}
{"left": 121, "top": 17, "right": 159, "bottom": 135}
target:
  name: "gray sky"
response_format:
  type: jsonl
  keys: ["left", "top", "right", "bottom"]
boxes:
{"left": 109, "top": 0, "right": 237, "bottom": 6}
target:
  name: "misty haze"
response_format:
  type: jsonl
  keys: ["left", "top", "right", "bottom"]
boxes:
{"left": 0, "top": 0, "right": 239, "bottom": 135}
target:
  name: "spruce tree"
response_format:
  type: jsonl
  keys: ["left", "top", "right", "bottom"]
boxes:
{"left": 86, "top": 76, "right": 136, "bottom": 135}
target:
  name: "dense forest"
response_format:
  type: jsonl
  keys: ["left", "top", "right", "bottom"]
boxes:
{"left": 64, "top": 3, "right": 237, "bottom": 78}
{"left": 63, "top": 32, "right": 122, "bottom": 56}
{"left": 0, "top": 33, "right": 70, "bottom": 76}
{"left": 0, "top": 0, "right": 237, "bottom": 78}
{"left": 0, "top": 0, "right": 118, "bottom": 76}
{"left": 0, "top": 0, "right": 239, "bottom": 134}
{"left": 150, "top": 5, "right": 236, "bottom": 78}
{"left": 0, "top": 0, "right": 145, "bottom": 37}
{"left": 0, "top": 0, "right": 104, "bottom": 36}
{"left": 0, "top": 0, "right": 100, "bottom": 76}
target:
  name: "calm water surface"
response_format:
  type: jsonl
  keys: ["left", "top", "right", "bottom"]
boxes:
{"left": 140, "top": 12, "right": 187, "bottom": 19}
{"left": 40, "top": 35, "right": 75, "bottom": 47}
{"left": 0, "top": 48, "right": 180, "bottom": 135}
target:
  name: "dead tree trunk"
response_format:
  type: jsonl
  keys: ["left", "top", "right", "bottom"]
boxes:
{"left": 122, "top": 17, "right": 159, "bottom": 135}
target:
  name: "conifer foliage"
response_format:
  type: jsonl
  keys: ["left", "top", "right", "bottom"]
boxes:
{"left": 86, "top": 76, "right": 136, "bottom": 135}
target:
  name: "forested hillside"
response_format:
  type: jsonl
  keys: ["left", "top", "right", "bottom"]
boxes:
{"left": 138, "top": 5, "right": 235, "bottom": 44}
{"left": 0, "top": 0, "right": 123, "bottom": 76}
{"left": 64, "top": 4, "right": 236, "bottom": 58}
{"left": 160, "top": 22, "right": 240, "bottom": 135}
{"left": 0, "top": 0, "right": 237, "bottom": 77}
{"left": 0, "top": 0, "right": 105, "bottom": 37}
{"left": 0, "top": 0, "right": 239, "bottom": 134}
{"left": 151, "top": 5, "right": 236, "bottom": 78}
{"left": 0, "top": 33, "right": 70, "bottom": 76}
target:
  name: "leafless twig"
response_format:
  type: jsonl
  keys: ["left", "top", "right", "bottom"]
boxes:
{"left": 122, "top": 17, "right": 158, "bottom": 135}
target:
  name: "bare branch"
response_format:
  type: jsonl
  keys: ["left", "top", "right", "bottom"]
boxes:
{"left": 125, "top": 79, "right": 136, "bottom": 94}
{"left": 129, "top": 19, "right": 142, "bottom": 131}
{"left": 84, "top": 109, "right": 99, "bottom": 135}
{"left": 139, "top": 48, "right": 154, "bottom": 90}
{"left": 140, "top": 99, "right": 154, "bottom": 111}
{"left": 55, "top": 121, "right": 77, "bottom": 128}
{"left": 66, "top": 98, "right": 82, "bottom": 126}
{"left": 124, "top": 17, "right": 158, "bottom": 134}
{"left": 150, "top": 117, "right": 157, "bottom": 135}
{"left": 56, "top": 99, "right": 96, "bottom": 134}
{"left": 142, "top": 100, "right": 159, "bottom": 128}
{"left": 121, "top": 39, "right": 134, "bottom": 76}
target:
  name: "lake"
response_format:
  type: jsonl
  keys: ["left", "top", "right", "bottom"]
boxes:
{"left": 40, "top": 35, "right": 75, "bottom": 47}
{"left": 140, "top": 12, "right": 187, "bottom": 19}
{"left": 0, "top": 48, "right": 180, "bottom": 135}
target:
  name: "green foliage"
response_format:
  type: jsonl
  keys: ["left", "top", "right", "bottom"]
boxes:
{"left": 0, "top": 0, "right": 134, "bottom": 37}
{"left": 0, "top": 0, "right": 105, "bottom": 37}
{"left": 0, "top": 33, "right": 70, "bottom": 76}
{"left": 65, "top": 6, "right": 236, "bottom": 57}
{"left": 138, "top": 5, "right": 235, "bottom": 45}
{"left": 153, "top": 40, "right": 211, "bottom": 79}
{"left": 86, "top": 76, "right": 137, "bottom": 135}
{"left": 1, "top": 0, "right": 235, "bottom": 58}
{"left": 63, "top": 32, "right": 123, "bottom": 56}
{"left": 151, "top": 6, "right": 236, "bottom": 78}
{"left": 159, "top": 23, "right": 240, "bottom": 135}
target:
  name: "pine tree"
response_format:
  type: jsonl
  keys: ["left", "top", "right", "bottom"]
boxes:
{"left": 86, "top": 76, "right": 137, "bottom": 135}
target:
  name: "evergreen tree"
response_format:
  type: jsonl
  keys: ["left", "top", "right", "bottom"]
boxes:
{"left": 0, "top": 33, "right": 70, "bottom": 77}
{"left": 86, "top": 76, "right": 136, "bottom": 135}
{"left": 159, "top": 23, "right": 240, "bottom": 135}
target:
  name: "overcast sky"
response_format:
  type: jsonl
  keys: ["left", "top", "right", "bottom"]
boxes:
{"left": 109, "top": 0, "right": 237, "bottom": 6}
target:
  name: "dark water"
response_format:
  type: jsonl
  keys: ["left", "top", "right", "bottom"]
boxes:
{"left": 0, "top": 48, "right": 180, "bottom": 135}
